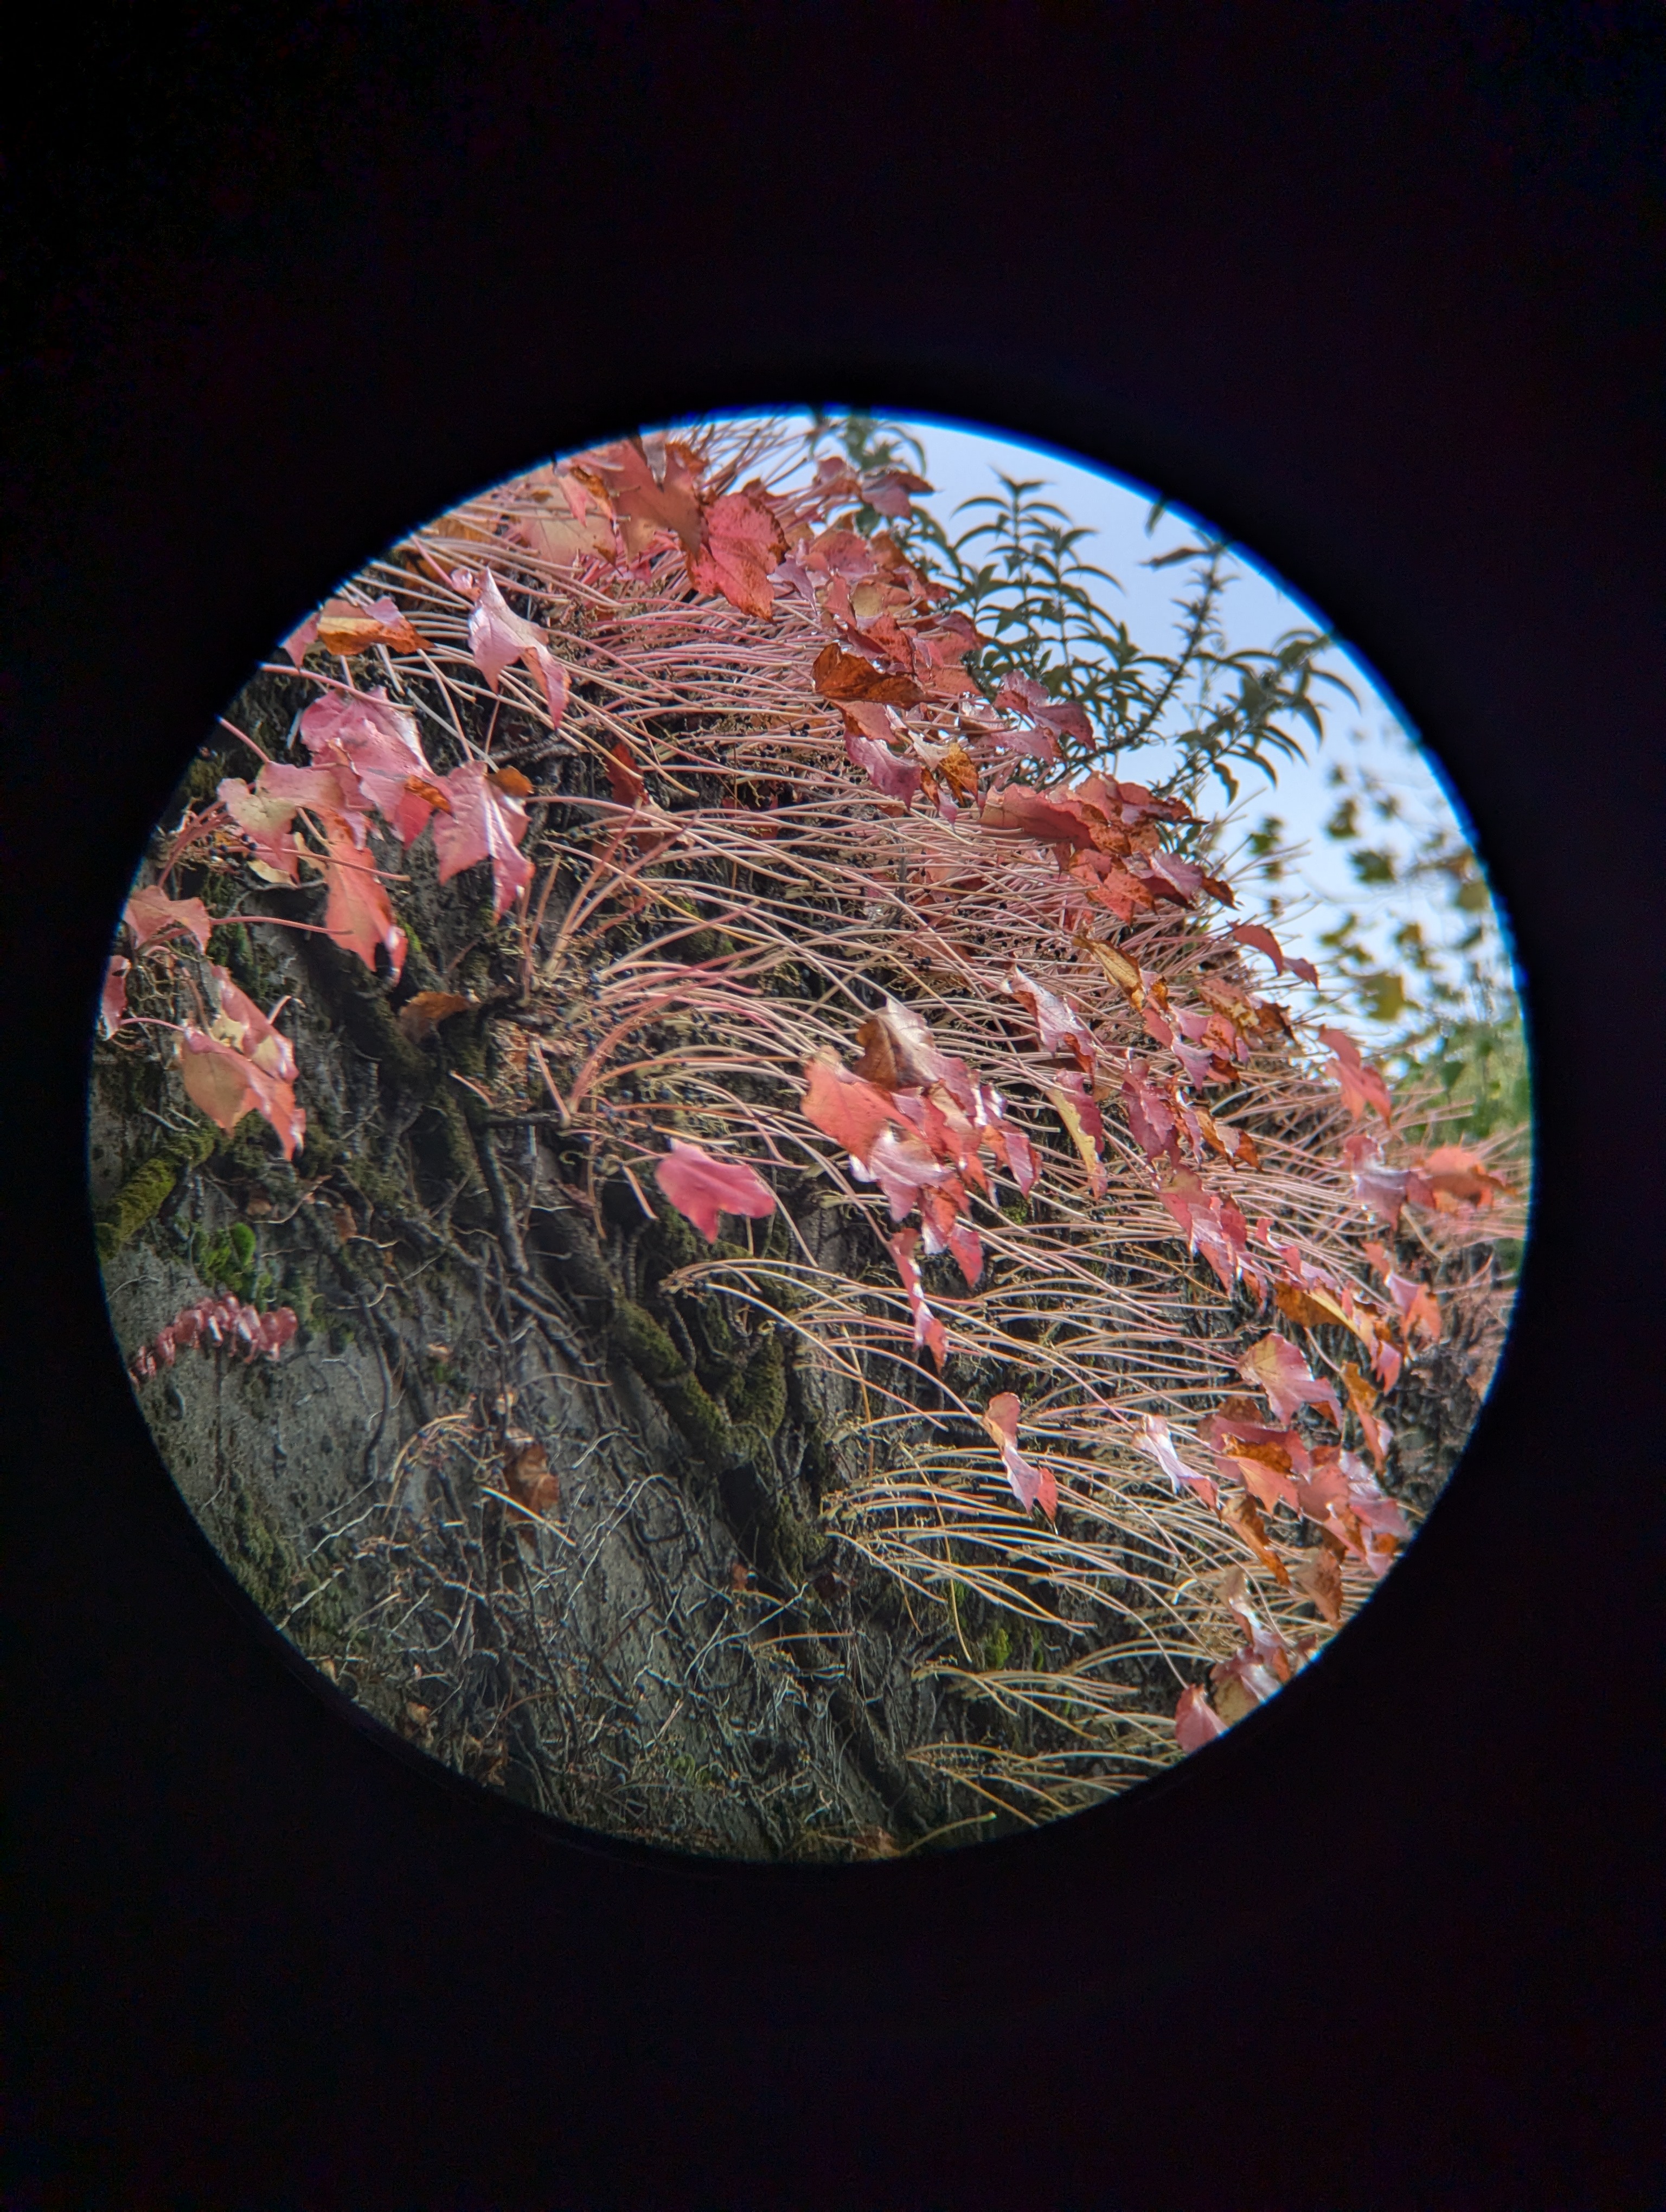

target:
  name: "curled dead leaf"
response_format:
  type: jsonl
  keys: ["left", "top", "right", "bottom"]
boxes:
{"left": 502, "top": 1439, "right": 560, "bottom": 1528}
{"left": 398, "top": 991, "right": 472, "bottom": 1043}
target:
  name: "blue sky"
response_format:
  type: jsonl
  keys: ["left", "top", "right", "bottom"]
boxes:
{"left": 870, "top": 413, "right": 1515, "bottom": 1027}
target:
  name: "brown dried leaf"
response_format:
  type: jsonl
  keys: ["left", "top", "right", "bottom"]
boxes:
{"left": 397, "top": 991, "right": 471, "bottom": 1043}
{"left": 1291, "top": 1547, "right": 1343, "bottom": 1626}
{"left": 1221, "top": 1489, "right": 1292, "bottom": 1586}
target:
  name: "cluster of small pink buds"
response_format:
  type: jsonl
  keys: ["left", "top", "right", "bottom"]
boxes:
{"left": 128, "top": 1295, "right": 299, "bottom": 1382}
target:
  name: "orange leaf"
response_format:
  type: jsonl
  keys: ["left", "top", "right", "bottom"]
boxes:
{"left": 502, "top": 1439, "right": 560, "bottom": 1528}
{"left": 396, "top": 992, "right": 471, "bottom": 1043}
{"left": 811, "top": 641, "right": 922, "bottom": 707}
{"left": 315, "top": 594, "right": 425, "bottom": 657}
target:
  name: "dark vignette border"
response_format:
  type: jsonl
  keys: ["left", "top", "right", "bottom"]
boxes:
{"left": 5, "top": 10, "right": 1661, "bottom": 2207}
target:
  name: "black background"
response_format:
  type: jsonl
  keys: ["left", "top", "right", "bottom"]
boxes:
{"left": 5, "top": 7, "right": 1662, "bottom": 2205}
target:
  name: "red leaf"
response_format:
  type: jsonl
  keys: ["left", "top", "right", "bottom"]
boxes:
{"left": 992, "top": 671, "right": 1093, "bottom": 746}
{"left": 319, "top": 815, "right": 408, "bottom": 980}
{"left": 455, "top": 556, "right": 571, "bottom": 724}
{"left": 1351, "top": 1158, "right": 1411, "bottom": 1228}
{"left": 1340, "top": 1361, "right": 1393, "bottom": 1471}
{"left": 802, "top": 1053, "right": 907, "bottom": 1163}
{"left": 653, "top": 1139, "right": 776, "bottom": 1243}
{"left": 1222, "top": 1489, "right": 1291, "bottom": 1586}
{"left": 1136, "top": 1414, "right": 1219, "bottom": 1508}
{"left": 860, "top": 1125, "right": 965, "bottom": 1224}
{"left": 1175, "top": 1684, "right": 1228, "bottom": 1751}
{"left": 1409, "top": 1144, "right": 1511, "bottom": 1212}
{"left": 1047, "top": 1076, "right": 1107, "bottom": 1199}
{"left": 1238, "top": 1333, "right": 1344, "bottom": 1426}
{"left": 280, "top": 610, "right": 321, "bottom": 665}
{"left": 1159, "top": 1173, "right": 1253, "bottom": 1295}
{"left": 586, "top": 435, "right": 704, "bottom": 561}
{"left": 431, "top": 758, "right": 534, "bottom": 918}
{"left": 979, "top": 783, "right": 1098, "bottom": 848}
{"left": 687, "top": 486, "right": 788, "bottom": 620}
{"left": 100, "top": 955, "right": 131, "bottom": 1036}
{"left": 973, "top": 1083, "right": 1039, "bottom": 1197}
{"left": 813, "top": 641, "right": 922, "bottom": 707}
{"left": 1382, "top": 1267, "right": 1443, "bottom": 1345}
{"left": 1230, "top": 921, "right": 1286, "bottom": 973}
{"left": 125, "top": 886, "right": 214, "bottom": 953}
{"left": 1319, "top": 1025, "right": 1393, "bottom": 1125}
{"left": 606, "top": 736, "right": 647, "bottom": 806}
{"left": 888, "top": 1227, "right": 947, "bottom": 1372}
{"left": 1144, "top": 849, "right": 1206, "bottom": 903}
{"left": 981, "top": 1392, "right": 1058, "bottom": 1520}
{"left": 859, "top": 465, "right": 932, "bottom": 518}
{"left": 1120, "top": 1064, "right": 1181, "bottom": 1165}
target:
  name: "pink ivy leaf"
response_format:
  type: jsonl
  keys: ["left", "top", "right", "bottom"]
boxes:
{"left": 888, "top": 1227, "right": 947, "bottom": 1372}
{"left": 465, "top": 570, "right": 572, "bottom": 732}
{"left": 652, "top": 1139, "right": 776, "bottom": 1243}
{"left": 851, "top": 994, "right": 977, "bottom": 1112}
{"left": 973, "top": 1083, "right": 1039, "bottom": 1196}
{"left": 468, "top": 568, "right": 548, "bottom": 690}
{"left": 125, "top": 885, "right": 215, "bottom": 953}
{"left": 300, "top": 687, "right": 438, "bottom": 845}
{"left": 1159, "top": 1174, "right": 1252, "bottom": 1296}
{"left": 861, "top": 1124, "right": 966, "bottom": 1224}
{"left": 1351, "top": 1159, "right": 1411, "bottom": 1229}
{"left": 177, "top": 1027, "right": 305, "bottom": 1161}
{"left": 979, "top": 783, "right": 1098, "bottom": 847}
{"left": 219, "top": 762, "right": 366, "bottom": 883}
{"left": 431, "top": 758, "right": 534, "bottom": 919}
{"left": 980, "top": 1392, "right": 1058, "bottom": 1521}
{"left": 1136, "top": 1414, "right": 1219, "bottom": 1509}
{"left": 1319, "top": 1025, "right": 1394, "bottom": 1125}
{"left": 208, "top": 965, "right": 296, "bottom": 1082}
{"left": 1175, "top": 1683, "right": 1228, "bottom": 1752}
{"left": 842, "top": 713, "right": 922, "bottom": 805}
{"left": 318, "top": 816, "right": 408, "bottom": 980}
{"left": 1004, "top": 963, "right": 1098, "bottom": 1075}
{"left": 100, "top": 955, "right": 131, "bottom": 1037}
{"left": 280, "top": 610, "right": 321, "bottom": 665}
{"left": 1144, "top": 848, "right": 1205, "bottom": 903}
{"left": 1238, "top": 1333, "right": 1344, "bottom": 1426}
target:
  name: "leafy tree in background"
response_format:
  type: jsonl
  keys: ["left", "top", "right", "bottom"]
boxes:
{"left": 800, "top": 408, "right": 1530, "bottom": 1168}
